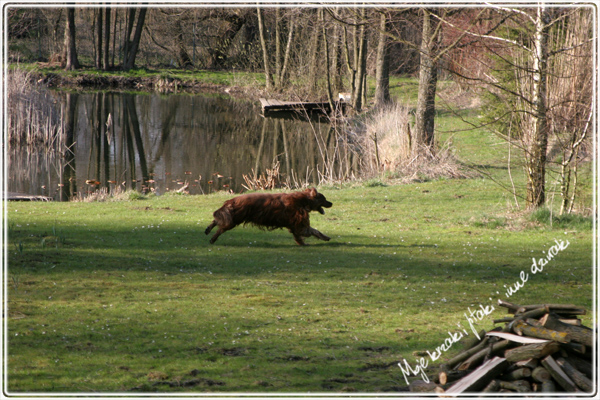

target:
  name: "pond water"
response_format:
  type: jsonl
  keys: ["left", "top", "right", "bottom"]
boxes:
{"left": 8, "top": 91, "right": 359, "bottom": 200}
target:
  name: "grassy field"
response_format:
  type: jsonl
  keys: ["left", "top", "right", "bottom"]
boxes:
{"left": 5, "top": 68, "right": 596, "bottom": 394}
{"left": 5, "top": 177, "right": 594, "bottom": 393}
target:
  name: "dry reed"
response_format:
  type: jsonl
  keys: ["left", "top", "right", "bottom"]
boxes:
{"left": 7, "top": 67, "right": 64, "bottom": 150}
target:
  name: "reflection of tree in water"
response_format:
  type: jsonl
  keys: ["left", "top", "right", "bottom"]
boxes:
{"left": 9, "top": 92, "right": 360, "bottom": 199}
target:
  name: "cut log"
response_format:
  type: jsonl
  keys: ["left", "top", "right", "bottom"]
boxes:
{"left": 516, "top": 304, "right": 585, "bottom": 314}
{"left": 541, "top": 380, "right": 556, "bottom": 393}
{"left": 541, "top": 355, "right": 578, "bottom": 392}
{"left": 513, "top": 306, "right": 549, "bottom": 320}
{"left": 511, "top": 320, "right": 570, "bottom": 343}
{"left": 458, "top": 340, "right": 510, "bottom": 371}
{"left": 408, "top": 380, "right": 444, "bottom": 393}
{"left": 563, "top": 355, "right": 592, "bottom": 377}
{"left": 438, "top": 370, "right": 468, "bottom": 385}
{"left": 531, "top": 366, "right": 552, "bottom": 383}
{"left": 445, "top": 357, "right": 509, "bottom": 394}
{"left": 563, "top": 342, "right": 587, "bottom": 355}
{"left": 540, "top": 313, "right": 592, "bottom": 347}
{"left": 460, "top": 329, "right": 487, "bottom": 351}
{"left": 445, "top": 337, "right": 489, "bottom": 369}
{"left": 556, "top": 357, "right": 592, "bottom": 392}
{"left": 504, "top": 341, "right": 560, "bottom": 362}
{"left": 499, "top": 380, "right": 531, "bottom": 392}
{"left": 481, "top": 379, "right": 500, "bottom": 393}
{"left": 503, "top": 367, "right": 531, "bottom": 380}
{"left": 497, "top": 299, "right": 521, "bottom": 313}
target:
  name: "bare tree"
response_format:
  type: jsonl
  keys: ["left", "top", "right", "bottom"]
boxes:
{"left": 374, "top": 11, "right": 391, "bottom": 107}
{"left": 63, "top": 8, "right": 80, "bottom": 70}
{"left": 257, "top": 7, "right": 274, "bottom": 90}
{"left": 123, "top": 7, "right": 147, "bottom": 71}
{"left": 443, "top": 6, "right": 592, "bottom": 209}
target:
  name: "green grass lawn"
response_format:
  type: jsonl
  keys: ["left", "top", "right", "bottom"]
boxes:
{"left": 6, "top": 177, "right": 593, "bottom": 393}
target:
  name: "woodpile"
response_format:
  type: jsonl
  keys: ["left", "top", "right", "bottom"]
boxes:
{"left": 410, "top": 300, "right": 594, "bottom": 394}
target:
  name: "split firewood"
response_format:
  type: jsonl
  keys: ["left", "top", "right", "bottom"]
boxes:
{"left": 559, "top": 318, "right": 582, "bottom": 326}
{"left": 504, "top": 341, "right": 560, "bottom": 363}
{"left": 408, "top": 380, "right": 444, "bottom": 393}
{"left": 503, "top": 367, "right": 531, "bottom": 380}
{"left": 458, "top": 340, "right": 510, "bottom": 371}
{"left": 487, "top": 331, "right": 551, "bottom": 344}
{"left": 511, "top": 320, "right": 570, "bottom": 343}
{"left": 541, "top": 355, "right": 579, "bottom": 392}
{"left": 556, "top": 357, "right": 592, "bottom": 392}
{"left": 531, "top": 366, "right": 552, "bottom": 383}
{"left": 445, "top": 357, "right": 509, "bottom": 394}
{"left": 515, "top": 358, "right": 538, "bottom": 369}
{"left": 444, "top": 337, "right": 489, "bottom": 369}
{"left": 540, "top": 313, "right": 592, "bottom": 347}
{"left": 438, "top": 370, "right": 469, "bottom": 385}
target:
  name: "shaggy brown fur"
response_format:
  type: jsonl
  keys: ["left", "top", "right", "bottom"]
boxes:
{"left": 205, "top": 188, "right": 332, "bottom": 245}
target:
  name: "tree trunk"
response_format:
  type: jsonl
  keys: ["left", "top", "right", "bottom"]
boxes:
{"left": 278, "top": 13, "right": 295, "bottom": 88}
{"left": 274, "top": 8, "right": 282, "bottom": 87}
{"left": 257, "top": 7, "right": 274, "bottom": 90}
{"left": 63, "top": 8, "right": 80, "bottom": 70}
{"left": 103, "top": 8, "right": 111, "bottom": 70}
{"left": 122, "top": 8, "right": 136, "bottom": 68}
{"left": 525, "top": 6, "right": 550, "bottom": 209}
{"left": 95, "top": 9, "right": 103, "bottom": 69}
{"left": 123, "top": 8, "right": 147, "bottom": 71}
{"left": 352, "top": 8, "right": 367, "bottom": 112}
{"left": 374, "top": 11, "right": 390, "bottom": 107}
{"left": 175, "top": 18, "right": 193, "bottom": 68}
{"left": 414, "top": 9, "right": 439, "bottom": 153}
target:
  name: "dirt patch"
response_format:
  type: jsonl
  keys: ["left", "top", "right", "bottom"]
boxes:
{"left": 217, "top": 347, "right": 247, "bottom": 356}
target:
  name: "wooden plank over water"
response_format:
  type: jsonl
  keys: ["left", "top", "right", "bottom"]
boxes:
{"left": 259, "top": 98, "right": 346, "bottom": 116}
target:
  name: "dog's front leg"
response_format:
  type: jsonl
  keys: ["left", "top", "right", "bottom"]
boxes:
{"left": 309, "top": 227, "right": 330, "bottom": 241}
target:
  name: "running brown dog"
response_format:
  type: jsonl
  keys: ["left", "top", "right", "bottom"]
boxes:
{"left": 205, "top": 188, "right": 332, "bottom": 245}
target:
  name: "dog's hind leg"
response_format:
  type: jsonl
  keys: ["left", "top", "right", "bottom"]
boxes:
{"left": 291, "top": 231, "right": 307, "bottom": 246}
{"left": 210, "top": 227, "right": 230, "bottom": 244}
{"left": 205, "top": 220, "right": 217, "bottom": 235}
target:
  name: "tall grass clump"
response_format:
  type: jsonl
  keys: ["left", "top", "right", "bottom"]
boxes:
{"left": 352, "top": 102, "right": 471, "bottom": 182}
{"left": 528, "top": 207, "right": 593, "bottom": 230}
{"left": 7, "top": 67, "right": 63, "bottom": 150}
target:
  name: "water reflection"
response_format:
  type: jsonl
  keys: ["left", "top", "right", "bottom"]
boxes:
{"left": 8, "top": 91, "right": 359, "bottom": 200}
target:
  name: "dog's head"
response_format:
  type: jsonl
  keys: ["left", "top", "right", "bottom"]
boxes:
{"left": 305, "top": 188, "right": 333, "bottom": 215}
